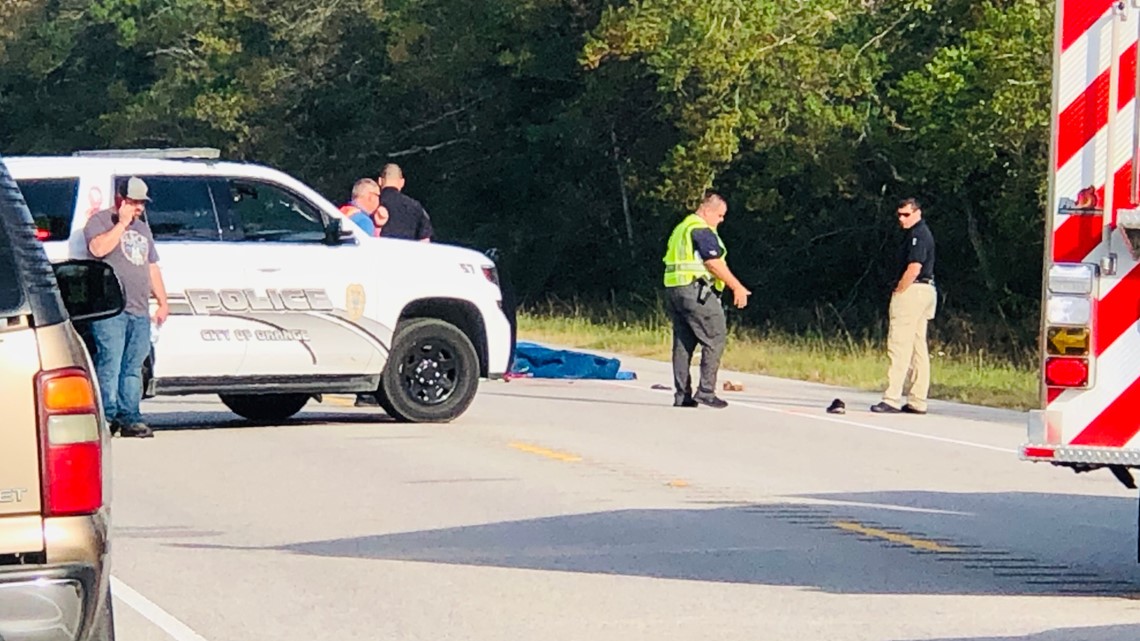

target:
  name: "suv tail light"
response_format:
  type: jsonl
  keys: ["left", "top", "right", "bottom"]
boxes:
{"left": 36, "top": 368, "right": 102, "bottom": 516}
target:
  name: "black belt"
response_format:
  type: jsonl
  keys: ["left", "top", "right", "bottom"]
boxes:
{"left": 916, "top": 277, "right": 935, "bottom": 285}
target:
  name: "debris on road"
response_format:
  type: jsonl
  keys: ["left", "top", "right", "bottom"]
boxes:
{"left": 510, "top": 342, "right": 637, "bottom": 380}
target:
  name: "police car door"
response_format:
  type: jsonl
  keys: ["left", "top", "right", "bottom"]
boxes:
{"left": 214, "top": 177, "right": 383, "bottom": 380}
{"left": 116, "top": 174, "right": 247, "bottom": 382}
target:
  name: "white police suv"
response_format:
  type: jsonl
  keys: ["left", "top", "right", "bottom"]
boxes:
{"left": 7, "top": 148, "right": 513, "bottom": 423}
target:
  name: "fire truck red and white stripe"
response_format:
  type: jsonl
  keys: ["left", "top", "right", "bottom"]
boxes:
{"left": 1023, "top": 0, "right": 1140, "bottom": 469}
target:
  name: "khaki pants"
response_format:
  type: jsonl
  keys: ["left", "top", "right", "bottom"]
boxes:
{"left": 882, "top": 284, "right": 936, "bottom": 411}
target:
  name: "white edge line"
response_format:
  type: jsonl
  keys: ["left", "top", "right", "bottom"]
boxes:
{"left": 788, "top": 498, "right": 970, "bottom": 516}
{"left": 111, "top": 575, "right": 212, "bottom": 641}
{"left": 735, "top": 400, "right": 1017, "bottom": 454}
{"left": 616, "top": 382, "right": 1017, "bottom": 454}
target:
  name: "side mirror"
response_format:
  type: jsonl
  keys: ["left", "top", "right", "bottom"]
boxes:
{"left": 323, "top": 217, "right": 343, "bottom": 246}
{"left": 53, "top": 260, "right": 125, "bottom": 323}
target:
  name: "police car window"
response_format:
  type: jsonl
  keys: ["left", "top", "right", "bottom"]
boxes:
{"left": 16, "top": 178, "right": 78, "bottom": 242}
{"left": 223, "top": 179, "right": 326, "bottom": 242}
{"left": 119, "top": 176, "right": 222, "bottom": 241}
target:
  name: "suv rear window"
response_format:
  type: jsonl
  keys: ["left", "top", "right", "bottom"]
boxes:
{"left": 16, "top": 178, "right": 78, "bottom": 242}
{"left": 0, "top": 226, "right": 23, "bottom": 315}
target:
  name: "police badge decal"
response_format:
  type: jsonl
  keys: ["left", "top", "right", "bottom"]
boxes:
{"left": 346, "top": 284, "right": 366, "bottom": 321}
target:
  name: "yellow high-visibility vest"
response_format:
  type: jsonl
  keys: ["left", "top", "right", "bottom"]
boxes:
{"left": 663, "top": 214, "right": 726, "bottom": 291}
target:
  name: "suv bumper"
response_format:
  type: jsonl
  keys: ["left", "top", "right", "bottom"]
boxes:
{"left": 0, "top": 564, "right": 99, "bottom": 641}
{"left": 482, "top": 302, "right": 513, "bottom": 376}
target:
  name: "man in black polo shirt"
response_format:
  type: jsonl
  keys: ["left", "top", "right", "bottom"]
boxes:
{"left": 871, "top": 197, "right": 937, "bottom": 415}
{"left": 378, "top": 163, "right": 433, "bottom": 242}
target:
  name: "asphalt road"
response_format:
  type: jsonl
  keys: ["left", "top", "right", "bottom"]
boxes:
{"left": 108, "top": 349, "right": 1140, "bottom": 641}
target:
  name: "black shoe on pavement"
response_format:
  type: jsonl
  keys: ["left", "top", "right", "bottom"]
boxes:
{"left": 108, "top": 420, "right": 123, "bottom": 436}
{"left": 693, "top": 393, "right": 729, "bottom": 409}
{"left": 869, "top": 402, "right": 902, "bottom": 414}
{"left": 826, "top": 398, "right": 846, "bottom": 414}
{"left": 901, "top": 404, "right": 927, "bottom": 415}
{"left": 674, "top": 397, "right": 699, "bottom": 408}
{"left": 119, "top": 422, "right": 154, "bottom": 438}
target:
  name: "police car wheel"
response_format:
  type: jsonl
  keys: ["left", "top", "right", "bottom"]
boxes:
{"left": 374, "top": 384, "right": 399, "bottom": 418}
{"left": 219, "top": 393, "right": 310, "bottom": 422}
{"left": 380, "top": 318, "right": 479, "bottom": 423}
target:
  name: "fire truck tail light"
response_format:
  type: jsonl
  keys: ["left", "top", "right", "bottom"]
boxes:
{"left": 1045, "top": 358, "right": 1089, "bottom": 387}
{"left": 1046, "top": 295, "right": 1091, "bottom": 326}
{"left": 1046, "top": 327, "right": 1090, "bottom": 356}
{"left": 1047, "top": 264, "right": 1095, "bottom": 295}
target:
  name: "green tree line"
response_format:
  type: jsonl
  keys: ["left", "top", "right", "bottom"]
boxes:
{"left": 0, "top": 0, "right": 1053, "bottom": 360}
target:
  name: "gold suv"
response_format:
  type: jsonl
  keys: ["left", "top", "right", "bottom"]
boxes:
{"left": 0, "top": 154, "right": 125, "bottom": 640}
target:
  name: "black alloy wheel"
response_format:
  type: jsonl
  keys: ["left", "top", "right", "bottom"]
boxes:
{"left": 380, "top": 318, "right": 479, "bottom": 423}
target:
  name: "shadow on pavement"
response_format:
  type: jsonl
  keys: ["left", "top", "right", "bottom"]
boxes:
{"left": 894, "top": 625, "right": 1140, "bottom": 641}
{"left": 144, "top": 410, "right": 397, "bottom": 431}
{"left": 172, "top": 490, "right": 1140, "bottom": 597}
{"left": 795, "top": 490, "right": 1138, "bottom": 574}
{"left": 114, "top": 525, "right": 225, "bottom": 540}
{"left": 482, "top": 390, "right": 669, "bottom": 409}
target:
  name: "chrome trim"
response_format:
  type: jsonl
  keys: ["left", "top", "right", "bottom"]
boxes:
{"left": 1026, "top": 409, "right": 1047, "bottom": 443}
{"left": 1054, "top": 446, "right": 1140, "bottom": 465}
{"left": 1104, "top": 3, "right": 1127, "bottom": 274}
{"left": 1038, "top": 0, "right": 1066, "bottom": 407}
{"left": 1022, "top": 444, "right": 1140, "bottom": 466}
{"left": 0, "top": 564, "right": 97, "bottom": 641}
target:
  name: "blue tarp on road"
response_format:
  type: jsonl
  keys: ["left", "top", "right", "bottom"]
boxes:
{"left": 509, "top": 342, "right": 636, "bottom": 380}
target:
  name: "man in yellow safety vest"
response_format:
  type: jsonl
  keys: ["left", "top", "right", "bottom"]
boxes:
{"left": 662, "top": 191, "right": 751, "bottom": 409}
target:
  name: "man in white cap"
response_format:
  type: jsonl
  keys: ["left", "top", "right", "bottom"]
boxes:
{"left": 84, "top": 176, "right": 169, "bottom": 438}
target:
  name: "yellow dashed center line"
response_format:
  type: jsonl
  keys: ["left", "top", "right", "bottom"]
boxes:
{"left": 831, "top": 521, "right": 959, "bottom": 553}
{"left": 508, "top": 442, "right": 582, "bottom": 462}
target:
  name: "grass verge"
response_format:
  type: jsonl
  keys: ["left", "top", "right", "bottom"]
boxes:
{"left": 517, "top": 308, "right": 1038, "bottom": 411}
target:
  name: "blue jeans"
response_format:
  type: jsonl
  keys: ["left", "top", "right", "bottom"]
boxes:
{"left": 90, "top": 311, "right": 151, "bottom": 425}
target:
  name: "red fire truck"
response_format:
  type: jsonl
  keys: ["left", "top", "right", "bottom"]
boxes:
{"left": 1022, "top": 0, "right": 1140, "bottom": 556}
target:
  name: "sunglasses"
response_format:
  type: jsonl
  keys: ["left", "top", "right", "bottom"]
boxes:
{"left": 897, "top": 210, "right": 913, "bottom": 218}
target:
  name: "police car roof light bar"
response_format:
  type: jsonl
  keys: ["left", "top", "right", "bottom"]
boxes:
{"left": 71, "top": 147, "right": 222, "bottom": 160}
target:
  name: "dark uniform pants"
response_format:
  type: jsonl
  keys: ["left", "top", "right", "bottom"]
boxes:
{"left": 665, "top": 281, "right": 727, "bottom": 401}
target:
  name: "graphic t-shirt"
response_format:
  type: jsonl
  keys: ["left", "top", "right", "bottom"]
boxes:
{"left": 84, "top": 208, "right": 159, "bottom": 315}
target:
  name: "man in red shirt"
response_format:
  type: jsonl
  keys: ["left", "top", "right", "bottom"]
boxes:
{"left": 340, "top": 178, "right": 387, "bottom": 236}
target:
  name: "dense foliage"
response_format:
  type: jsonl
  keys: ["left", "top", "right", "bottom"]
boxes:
{"left": 0, "top": 0, "right": 1053, "bottom": 358}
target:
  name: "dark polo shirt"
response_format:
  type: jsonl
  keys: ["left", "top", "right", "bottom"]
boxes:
{"left": 380, "top": 187, "right": 433, "bottom": 241}
{"left": 897, "top": 218, "right": 935, "bottom": 283}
